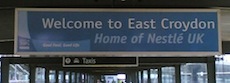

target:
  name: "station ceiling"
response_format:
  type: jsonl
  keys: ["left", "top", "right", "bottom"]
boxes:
{"left": 0, "top": 0, "right": 230, "bottom": 8}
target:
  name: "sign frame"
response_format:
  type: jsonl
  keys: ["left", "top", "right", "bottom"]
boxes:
{"left": 62, "top": 56, "right": 139, "bottom": 67}
{"left": 14, "top": 8, "right": 222, "bottom": 56}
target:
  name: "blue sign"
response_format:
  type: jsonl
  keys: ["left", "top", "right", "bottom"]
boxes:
{"left": 15, "top": 8, "right": 221, "bottom": 55}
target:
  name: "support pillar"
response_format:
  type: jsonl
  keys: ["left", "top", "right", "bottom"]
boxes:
{"left": 207, "top": 56, "right": 216, "bottom": 83}
{"left": 175, "top": 65, "right": 181, "bottom": 83}
{"left": 79, "top": 73, "right": 82, "bottom": 83}
{"left": 45, "top": 68, "right": 50, "bottom": 83}
{"left": 55, "top": 70, "right": 59, "bottom": 83}
{"left": 29, "top": 65, "right": 36, "bottom": 83}
{"left": 87, "top": 74, "right": 91, "bottom": 83}
{"left": 1, "top": 58, "right": 9, "bottom": 83}
{"left": 136, "top": 71, "right": 139, "bottom": 83}
{"left": 132, "top": 71, "right": 137, "bottom": 83}
{"left": 75, "top": 72, "right": 78, "bottom": 83}
{"left": 126, "top": 72, "right": 130, "bottom": 83}
{"left": 84, "top": 73, "right": 87, "bottom": 83}
{"left": 63, "top": 71, "right": 66, "bottom": 83}
{"left": 148, "top": 69, "right": 151, "bottom": 83}
{"left": 69, "top": 72, "right": 72, "bottom": 83}
{"left": 158, "top": 68, "right": 162, "bottom": 83}
{"left": 141, "top": 70, "right": 144, "bottom": 83}
{"left": 94, "top": 74, "right": 100, "bottom": 83}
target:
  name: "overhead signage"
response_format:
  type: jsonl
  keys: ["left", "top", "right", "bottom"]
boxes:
{"left": 15, "top": 8, "right": 221, "bottom": 56}
{"left": 63, "top": 56, "right": 138, "bottom": 67}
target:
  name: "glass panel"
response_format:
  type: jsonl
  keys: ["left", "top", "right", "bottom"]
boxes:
{"left": 66, "top": 72, "right": 70, "bottom": 83}
{"left": 71, "top": 72, "right": 75, "bottom": 83}
{"left": 143, "top": 70, "right": 148, "bottom": 83}
{"left": 36, "top": 67, "right": 45, "bottom": 83}
{"left": 181, "top": 63, "right": 207, "bottom": 83}
{"left": 82, "top": 73, "right": 86, "bottom": 83}
{"left": 75, "top": 73, "right": 80, "bottom": 83}
{"left": 104, "top": 75, "right": 118, "bottom": 83}
{"left": 216, "top": 55, "right": 230, "bottom": 83}
{"left": 150, "top": 69, "right": 158, "bottom": 83}
{"left": 9, "top": 64, "right": 29, "bottom": 83}
{"left": 138, "top": 71, "right": 142, "bottom": 83}
{"left": 59, "top": 71, "right": 64, "bottom": 83}
{"left": 162, "top": 67, "right": 175, "bottom": 83}
{"left": 85, "top": 74, "right": 88, "bottom": 83}
{"left": 49, "top": 70, "right": 56, "bottom": 83}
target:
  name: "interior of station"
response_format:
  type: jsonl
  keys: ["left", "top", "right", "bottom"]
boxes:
{"left": 1, "top": 56, "right": 217, "bottom": 83}
{"left": 1, "top": 0, "right": 230, "bottom": 83}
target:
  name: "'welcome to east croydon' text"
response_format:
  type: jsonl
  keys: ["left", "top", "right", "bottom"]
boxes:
{"left": 41, "top": 17, "right": 216, "bottom": 32}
